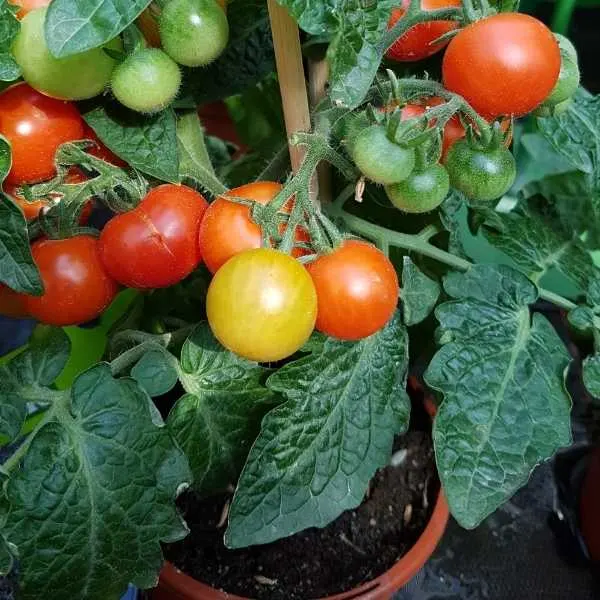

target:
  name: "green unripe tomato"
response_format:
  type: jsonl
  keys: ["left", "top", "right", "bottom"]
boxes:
{"left": 351, "top": 125, "right": 415, "bottom": 185}
{"left": 111, "top": 48, "right": 181, "bottom": 114}
{"left": 12, "top": 8, "right": 120, "bottom": 100}
{"left": 554, "top": 33, "right": 578, "bottom": 64}
{"left": 159, "top": 0, "right": 229, "bottom": 67}
{"left": 543, "top": 53, "right": 580, "bottom": 107}
{"left": 385, "top": 164, "right": 450, "bottom": 213}
{"left": 445, "top": 139, "right": 516, "bottom": 201}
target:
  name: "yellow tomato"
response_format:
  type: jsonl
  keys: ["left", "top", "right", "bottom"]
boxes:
{"left": 207, "top": 248, "right": 317, "bottom": 362}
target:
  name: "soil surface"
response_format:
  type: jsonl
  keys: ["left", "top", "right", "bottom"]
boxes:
{"left": 164, "top": 429, "right": 437, "bottom": 599}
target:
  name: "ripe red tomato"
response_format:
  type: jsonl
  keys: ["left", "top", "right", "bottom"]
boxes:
{"left": 82, "top": 125, "right": 127, "bottom": 167}
{"left": 7, "top": 0, "right": 49, "bottom": 19}
{"left": 99, "top": 184, "right": 208, "bottom": 289}
{"left": 4, "top": 168, "right": 92, "bottom": 221}
{"left": 198, "top": 181, "right": 309, "bottom": 274}
{"left": 0, "top": 83, "right": 84, "bottom": 185}
{"left": 24, "top": 235, "right": 118, "bottom": 326}
{"left": 306, "top": 240, "right": 399, "bottom": 341}
{"left": 386, "top": 0, "right": 461, "bottom": 62}
{"left": 0, "top": 284, "right": 29, "bottom": 318}
{"left": 442, "top": 13, "right": 560, "bottom": 119}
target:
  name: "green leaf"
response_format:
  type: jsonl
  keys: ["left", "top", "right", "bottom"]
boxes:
{"left": 225, "top": 312, "right": 410, "bottom": 548}
{"left": 131, "top": 349, "right": 179, "bottom": 398}
{"left": 0, "top": 1, "right": 21, "bottom": 82}
{"left": 0, "top": 534, "right": 14, "bottom": 576}
{"left": 44, "top": 0, "right": 151, "bottom": 58}
{"left": 401, "top": 257, "right": 440, "bottom": 326}
{"left": 4, "top": 364, "right": 191, "bottom": 600}
{"left": 536, "top": 88, "right": 600, "bottom": 219}
{"left": 275, "top": 0, "right": 339, "bottom": 34}
{"left": 327, "top": 1, "right": 395, "bottom": 109}
{"left": 425, "top": 265, "right": 572, "bottom": 529}
{"left": 178, "top": 112, "right": 215, "bottom": 180}
{"left": 480, "top": 208, "right": 594, "bottom": 292}
{"left": 178, "top": 0, "right": 274, "bottom": 105}
{"left": 0, "top": 328, "right": 71, "bottom": 443}
{"left": 0, "top": 135, "right": 10, "bottom": 184}
{"left": 84, "top": 106, "right": 179, "bottom": 183}
{"left": 568, "top": 306, "right": 595, "bottom": 333}
{"left": 583, "top": 354, "right": 600, "bottom": 402}
{"left": 168, "top": 324, "right": 277, "bottom": 495}
{"left": 0, "top": 193, "right": 43, "bottom": 295}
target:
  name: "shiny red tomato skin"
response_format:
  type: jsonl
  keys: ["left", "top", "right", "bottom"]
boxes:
{"left": 386, "top": 0, "right": 461, "bottom": 62}
{"left": 7, "top": 0, "right": 49, "bottom": 19}
{"left": 198, "top": 181, "right": 308, "bottom": 274}
{"left": 24, "top": 236, "right": 118, "bottom": 326}
{"left": 99, "top": 184, "right": 208, "bottom": 289}
{"left": 0, "top": 83, "right": 84, "bottom": 185}
{"left": 306, "top": 240, "right": 399, "bottom": 341}
{"left": 442, "top": 13, "right": 560, "bottom": 119}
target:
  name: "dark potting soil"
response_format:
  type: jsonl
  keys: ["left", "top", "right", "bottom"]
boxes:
{"left": 164, "top": 430, "right": 437, "bottom": 600}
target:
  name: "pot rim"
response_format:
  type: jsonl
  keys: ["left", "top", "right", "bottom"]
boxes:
{"left": 157, "top": 489, "right": 449, "bottom": 600}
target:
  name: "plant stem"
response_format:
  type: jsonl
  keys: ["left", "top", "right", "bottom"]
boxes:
{"left": 328, "top": 204, "right": 580, "bottom": 313}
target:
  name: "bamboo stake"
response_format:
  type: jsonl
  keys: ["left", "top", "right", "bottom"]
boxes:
{"left": 308, "top": 59, "right": 332, "bottom": 205}
{"left": 266, "top": 0, "right": 312, "bottom": 174}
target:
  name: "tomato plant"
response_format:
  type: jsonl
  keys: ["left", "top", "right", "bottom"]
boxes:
{"left": 199, "top": 181, "right": 308, "bottom": 274}
{"left": 442, "top": 13, "right": 561, "bottom": 119}
{"left": 207, "top": 248, "right": 317, "bottom": 362}
{"left": 159, "top": 0, "right": 229, "bottom": 67}
{"left": 0, "top": 1, "right": 594, "bottom": 598}
{"left": 306, "top": 240, "right": 399, "bottom": 341}
{"left": 386, "top": 0, "right": 462, "bottom": 62}
{"left": 0, "top": 83, "right": 84, "bottom": 185}
{"left": 99, "top": 184, "right": 208, "bottom": 289}
{"left": 24, "top": 236, "right": 119, "bottom": 326}
{"left": 12, "top": 8, "right": 121, "bottom": 101}
{"left": 111, "top": 48, "right": 182, "bottom": 114}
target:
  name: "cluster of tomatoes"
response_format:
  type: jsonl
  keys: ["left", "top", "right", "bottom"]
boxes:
{"left": 8, "top": 0, "right": 228, "bottom": 114}
{"left": 349, "top": 4, "right": 579, "bottom": 212}
{"left": 0, "top": 82, "right": 399, "bottom": 363}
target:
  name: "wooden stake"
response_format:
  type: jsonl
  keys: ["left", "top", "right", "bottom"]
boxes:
{"left": 267, "top": 0, "right": 312, "bottom": 174}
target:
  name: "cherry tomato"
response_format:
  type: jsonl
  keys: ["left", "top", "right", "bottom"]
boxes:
{"left": 12, "top": 8, "right": 121, "bottom": 101}
{"left": 160, "top": 0, "right": 229, "bottom": 67}
{"left": 0, "top": 83, "right": 84, "bottom": 185}
{"left": 137, "top": 0, "right": 227, "bottom": 47}
{"left": 4, "top": 168, "right": 92, "bottom": 222}
{"left": 82, "top": 125, "right": 127, "bottom": 167}
{"left": 24, "top": 236, "right": 118, "bottom": 326}
{"left": 442, "top": 13, "right": 560, "bottom": 119}
{"left": 351, "top": 125, "right": 415, "bottom": 185}
{"left": 207, "top": 248, "right": 317, "bottom": 362}
{"left": 198, "top": 182, "right": 309, "bottom": 274}
{"left": 99, "top": 184, "right": 208, "bottom": 289}
{"left": 385, "top": 164, "right": 449, "bottom": 213}
{"left": 0, "top": 284, "right": 29, "bottom": 318}
{"left": 386, "top": 0, "right": 461, "bottom": 62}
{"left": 444, "top": 139, "right": 516, "bottom": 201}
{"left": 306, "top": 240, "right": 399, "bottom": 341}
{"left": 7, "top": 0, "right": 49, "bottom": 19}
{"left": 111, "top": 48, "right": 182, "bottom": 114}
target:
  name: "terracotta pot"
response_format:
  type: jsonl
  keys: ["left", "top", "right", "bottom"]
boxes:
{"left": 152, "top": 488, "right": 449, "bottom": 600}
{"left": 580, "top": 445, "right": 600, "bottom": 562}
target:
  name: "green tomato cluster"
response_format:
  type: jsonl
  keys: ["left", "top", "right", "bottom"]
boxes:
{"left": 11, "top": 0, "right": 229, "bottom": 114}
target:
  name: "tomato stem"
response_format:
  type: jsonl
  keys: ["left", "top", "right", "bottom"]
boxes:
{"left": 327, "top": 200, "right": 579, "bottom": 313}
